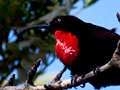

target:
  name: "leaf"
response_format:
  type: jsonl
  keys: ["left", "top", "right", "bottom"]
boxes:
{"left": 84, "top": 0, "right": 98, "bottom": 8}
{"left": 1, "top": 79, "right": 8, "bottom": 87}
{"left": 34, "top": 72, "right": 56, "bottom": 85}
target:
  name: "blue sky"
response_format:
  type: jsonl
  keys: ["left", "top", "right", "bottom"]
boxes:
{"left": 46, "top": 0, "right": 120, "bottom": 90}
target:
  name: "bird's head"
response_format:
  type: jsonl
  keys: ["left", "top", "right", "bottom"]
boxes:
{"left": 17, "top": 15, "right": 84, "bottom": 36}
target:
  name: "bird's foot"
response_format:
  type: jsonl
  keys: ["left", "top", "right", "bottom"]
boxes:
{"left": 71, "top": 74, "right": 85, "bottom": 88}
{"left": 93, "top": 65, "right": 101, "bottom": 75}
{"left": 71, "top": 74, "right": 79, "bottom": 87}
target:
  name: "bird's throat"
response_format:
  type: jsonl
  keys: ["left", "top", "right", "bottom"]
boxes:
{"left": 55, "top": 30, "right": 80, "bottom": 66}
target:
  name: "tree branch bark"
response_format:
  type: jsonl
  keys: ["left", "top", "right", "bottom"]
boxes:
{"left": 1, "top": 40, "right": 120, "bottom": 90}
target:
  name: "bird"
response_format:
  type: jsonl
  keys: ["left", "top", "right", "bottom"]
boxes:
{"left": 17, "top": 15, "right": 120, "bottom": 89}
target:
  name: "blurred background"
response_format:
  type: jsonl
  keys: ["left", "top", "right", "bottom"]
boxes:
{"left": 0, "top": 0, "right": 120, "bottom": 90}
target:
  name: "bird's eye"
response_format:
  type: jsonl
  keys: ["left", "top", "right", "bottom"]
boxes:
{"left": 55, "top": 18, "right": 61, "bottom": 23}
{"left": 57, "top": 18, "right": 61, "bottom": 22}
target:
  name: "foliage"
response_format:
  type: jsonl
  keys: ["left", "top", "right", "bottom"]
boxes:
{"left": 0, "top": 0, "right": 97, "bottom": 86}
{"left": 83, "top": 0, "right": 98, "bottom": 8}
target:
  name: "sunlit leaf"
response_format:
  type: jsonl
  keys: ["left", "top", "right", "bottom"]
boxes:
{"left": 1, "top": 79, "right": 8, "bottom": 87}
{"left": 84, "top": 0, "right": 98, "bottom": 8}
{"left": 34, "top": 72, "right": 56, "bottom": 85}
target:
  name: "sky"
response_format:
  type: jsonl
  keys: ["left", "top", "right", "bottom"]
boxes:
{"left": 45, "top": 0, "right": 120, "bottom": 90}
{"left": 6, "top": 0, "right": 120, "bottom": 90}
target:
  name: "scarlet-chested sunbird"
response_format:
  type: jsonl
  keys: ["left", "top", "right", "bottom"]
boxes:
{"left": 17, "top": 15, "right": 120, "bottom": 89}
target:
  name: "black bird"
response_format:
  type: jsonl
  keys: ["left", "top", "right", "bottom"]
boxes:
{"left": 18, "top": 15, "right": 120, "bottom": 89}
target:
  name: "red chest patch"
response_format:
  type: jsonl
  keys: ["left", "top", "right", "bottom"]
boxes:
{"left": 55, "top": 30, "right": 80, "bottom": 66}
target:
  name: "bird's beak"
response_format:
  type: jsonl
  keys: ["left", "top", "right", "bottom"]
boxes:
{"left": 17, "top": 23, "right": 51, "bottom": 36}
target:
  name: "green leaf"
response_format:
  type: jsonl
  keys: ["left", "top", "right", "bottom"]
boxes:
{"left": 34, "top": 72, "right": 56, "bottom": 85}
{"left": 84, "top": 0, "right": 98, "bottom": 8}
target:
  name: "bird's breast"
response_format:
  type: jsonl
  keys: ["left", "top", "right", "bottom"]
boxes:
{"left": 55, "top": 30, "right": 80, "bottom": 66}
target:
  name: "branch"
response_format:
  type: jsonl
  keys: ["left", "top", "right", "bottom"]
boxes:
{"left": 27, "top": 59, "right": 41, "bottom": 86}
{"left": 43, "top": 40, "right": 120, "bottom": 89}
{"left": 117, "top": 12, "right": 120, "bottom": 22}
{"left": 1, "top": 40, "right": 120, "bottom": 90}
{"left": 8, "top": 74, "right": 15, "bottom": 86}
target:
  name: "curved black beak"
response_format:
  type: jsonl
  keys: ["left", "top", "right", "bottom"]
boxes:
{"left": 17, "top": 23, "right": 51, "bottom": 36}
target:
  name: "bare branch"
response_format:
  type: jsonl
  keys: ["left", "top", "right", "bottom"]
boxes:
{"left": 8, "top": 74, "right": 15, "bottom": 86}
{"left": 27, "top": 59, "right": 41, "bottom": 85}
{"left": 1, "top": 40, "right": 120, "bottom": 90}
{"left": 117, "top": 12, "right": 120, "bottom": 22}
{"left": 109, "top": 40, "right": 120, "bottom": 68}
{"left": 44, "top": 66, "right": 67, "bottom": 90}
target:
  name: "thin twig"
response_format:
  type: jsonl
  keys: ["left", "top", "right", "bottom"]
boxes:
{"left": 27, "top": 59, "right": 41, "bottom": 85}
{"left": 117, "top": 12, "right": 120, "bottom": 22}
{"left": 8, "top": 74, "right": 15, "bottom": 86}
{"left": 52, "top": 66, "right": 67, "bottom": 82}
{"left": 44, "top": 66, "right": 67, "bottom": 90}
{"left": 1, "top": 40, "right": 120, "bottom": 90}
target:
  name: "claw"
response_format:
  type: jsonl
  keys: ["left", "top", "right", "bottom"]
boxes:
{"left": 71, "top": 74, "right": 79, "bottom": 87}
{"left": 93, "top": 65, "right": 101, "bottom": 75}
{"left": 71, "top": 74, "right": 86, "bottom": 88}
{"left": 80, "top": 74, "right": 85, "bottom": 88}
